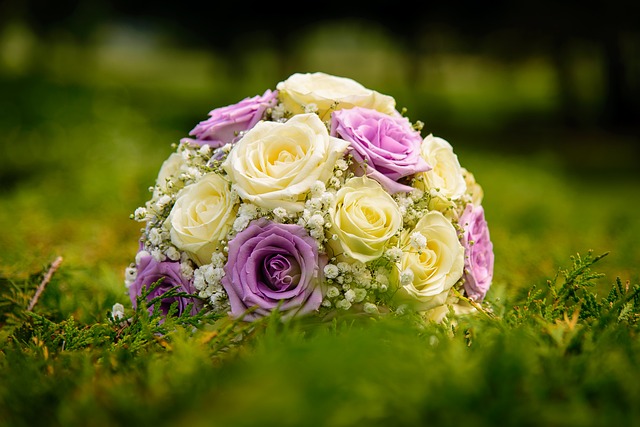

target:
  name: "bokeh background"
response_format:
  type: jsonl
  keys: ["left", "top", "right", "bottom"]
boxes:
{"left": 1, "top": 0, "right": 639, "bottom": 321}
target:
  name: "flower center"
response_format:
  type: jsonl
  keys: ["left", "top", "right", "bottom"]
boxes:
{"left": 262, "top": 254, "right": 301, "bottom": 291}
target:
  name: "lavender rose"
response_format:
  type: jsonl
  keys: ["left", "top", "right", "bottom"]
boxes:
{"left": 222, "top": 218, "right": 325, "bottom": 321}
{"left": 129, "top": 253, "right": 203, "bottom": 317}
{"left": 331, "top": 106, "right": 431, "bottom": 193}
{"left": 459, "top": 203, "right": 494, "bottom": 301}
{"left": 181, "top": 89, "right": 278, "bottom": 148}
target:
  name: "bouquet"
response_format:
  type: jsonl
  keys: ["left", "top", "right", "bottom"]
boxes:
{"left": 123, "top": 72, "right": 494, "bottom": 323}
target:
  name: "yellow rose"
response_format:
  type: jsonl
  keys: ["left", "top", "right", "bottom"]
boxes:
{"left": 167, "top": 172, "right": 238, "bottom": 266}
{"left": 414, "top": 134, "right": 467, "bottom": 213}
{"left": 328, "top": 176, "right": 402, "bottom": 263}
{"left": 397, "top": 210, "right": 464, "bottom": 310}
{"left": 276, "top": 72, "right": 397, "bottom": 120}
{"left": 222, "top": 113, "right": 349, "bottom": 212}
{"left": 462, "top": 167, "right": 484, "bottom": 206}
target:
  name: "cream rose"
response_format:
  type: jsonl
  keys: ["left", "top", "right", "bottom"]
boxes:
{"left": 414, "top": 134, "right": 467, "bottom": 212}
{"left": 222, "top": 113, "right": 349, "bottom": 212}
{"left": 422, "top": 296, "right": 477, "bottom": 324}
{"left": 328, "top": 176, "right": 403, "bottom": 263}
{"left": 276, "top": 72, "right": 397, "bottom": 119}
{"left": 462, "top": 167, "right": 484, "bottom": 206}
{"left": 167, "top": 172, "right": 238, "bottom": 266}
{"left": 153, "top": 152, "right": 186, "bottom": 198}
{"left": 396, "top": 210, "right": 464, "bottom": 310}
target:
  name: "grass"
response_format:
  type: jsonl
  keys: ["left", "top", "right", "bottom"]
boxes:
{"left": 1, "top": 250, "right": 638, "bottom": 427}
{"left": 0, "top": 33, "right": 639, "bottom": 426}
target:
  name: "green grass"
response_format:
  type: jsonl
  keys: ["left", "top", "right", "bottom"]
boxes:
{"left": 0, "top": 35, "right": 639, "bottom": 426}
{"left": 1, "top": 251, "right": 638, "bottom": 427}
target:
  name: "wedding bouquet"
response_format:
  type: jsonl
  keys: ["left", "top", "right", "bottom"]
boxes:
{"left": 123, "top": 72, "right": 494, "bottom": 323}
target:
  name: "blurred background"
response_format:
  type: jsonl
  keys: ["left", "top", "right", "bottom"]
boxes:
{"left": 0, "top": 0, "right": 638, "bottom": 319}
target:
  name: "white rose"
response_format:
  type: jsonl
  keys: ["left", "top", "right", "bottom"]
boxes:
{"left": 276, "top": 72, "right": 397, "bottom": 120}
{"left": 422, "top": 297, "right": 477, "bottom": 324}
{"left": 415, "top": 134, "right": 467, "bottom": 212}
{"left": 153, "top": 152, "right": 186, "bottom": 198}
{"left": 328, "top": 176, "right": 403, "bottom": 263}
{"left": 396, "top": 210, "right": 464, "bottom": 310}
{"left": 167, "top": 172, "right": 238, "bottom": 266}
{"left": 222, "top": 113, "right": 349, "bottom": 212}
{"left": 147, "top": 152, "right": 185, "bottom": 207}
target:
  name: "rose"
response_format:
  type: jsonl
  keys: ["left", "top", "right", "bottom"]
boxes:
{"left": 458, "top": 203, "right": 494, "bottom": 301}
{"left": 222, "top": 113, "right": 349, "bottom": 212}
{"left": 167, "top": 172, "right": 238, "bottom": 266}
{"left": 414, "top": 134, "right": 467, "bottom": 212}
{"left": 462, "top": 167, "right": 484, "bottom": 206}
{"left": 423, "top": 296, "right": 477, "bottom": 323}
{"left": 129, "top": 253, "right": 203, "bottom": 317}
{"left": 328, "top": 176, "right": 403, "bottom": 263}
{"left": 276, "top": 72, "right": 397, "bottom": 119}
{"left": 222, "top": 218, "right": 325, "bottom": 321}
{"left": 331, "top": 106, "right": 431, "bottom": 193}
{"left": 152, "top": 152, "right": 186, "bottom": 199}
{"left": 181, "top": 89, "right": 278, "bottom": 148}
{"left": 396, "top": 210, "right": 464, "bottom": 311}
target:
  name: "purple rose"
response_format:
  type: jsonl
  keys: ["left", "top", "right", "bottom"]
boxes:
{"left": 331, "top": 106, "right": 431, "bottom": 193}
{"left": 129, "top": 254, "right": 203, "bottom": 317}
{"left": 222, "top": 218, "right": 325, "bottom": 321}
{"left": 181, "top": 89, "right": 278, "bottom": 148}
{"left": 459, "top": 204, "right": 494, "bottom": 302}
